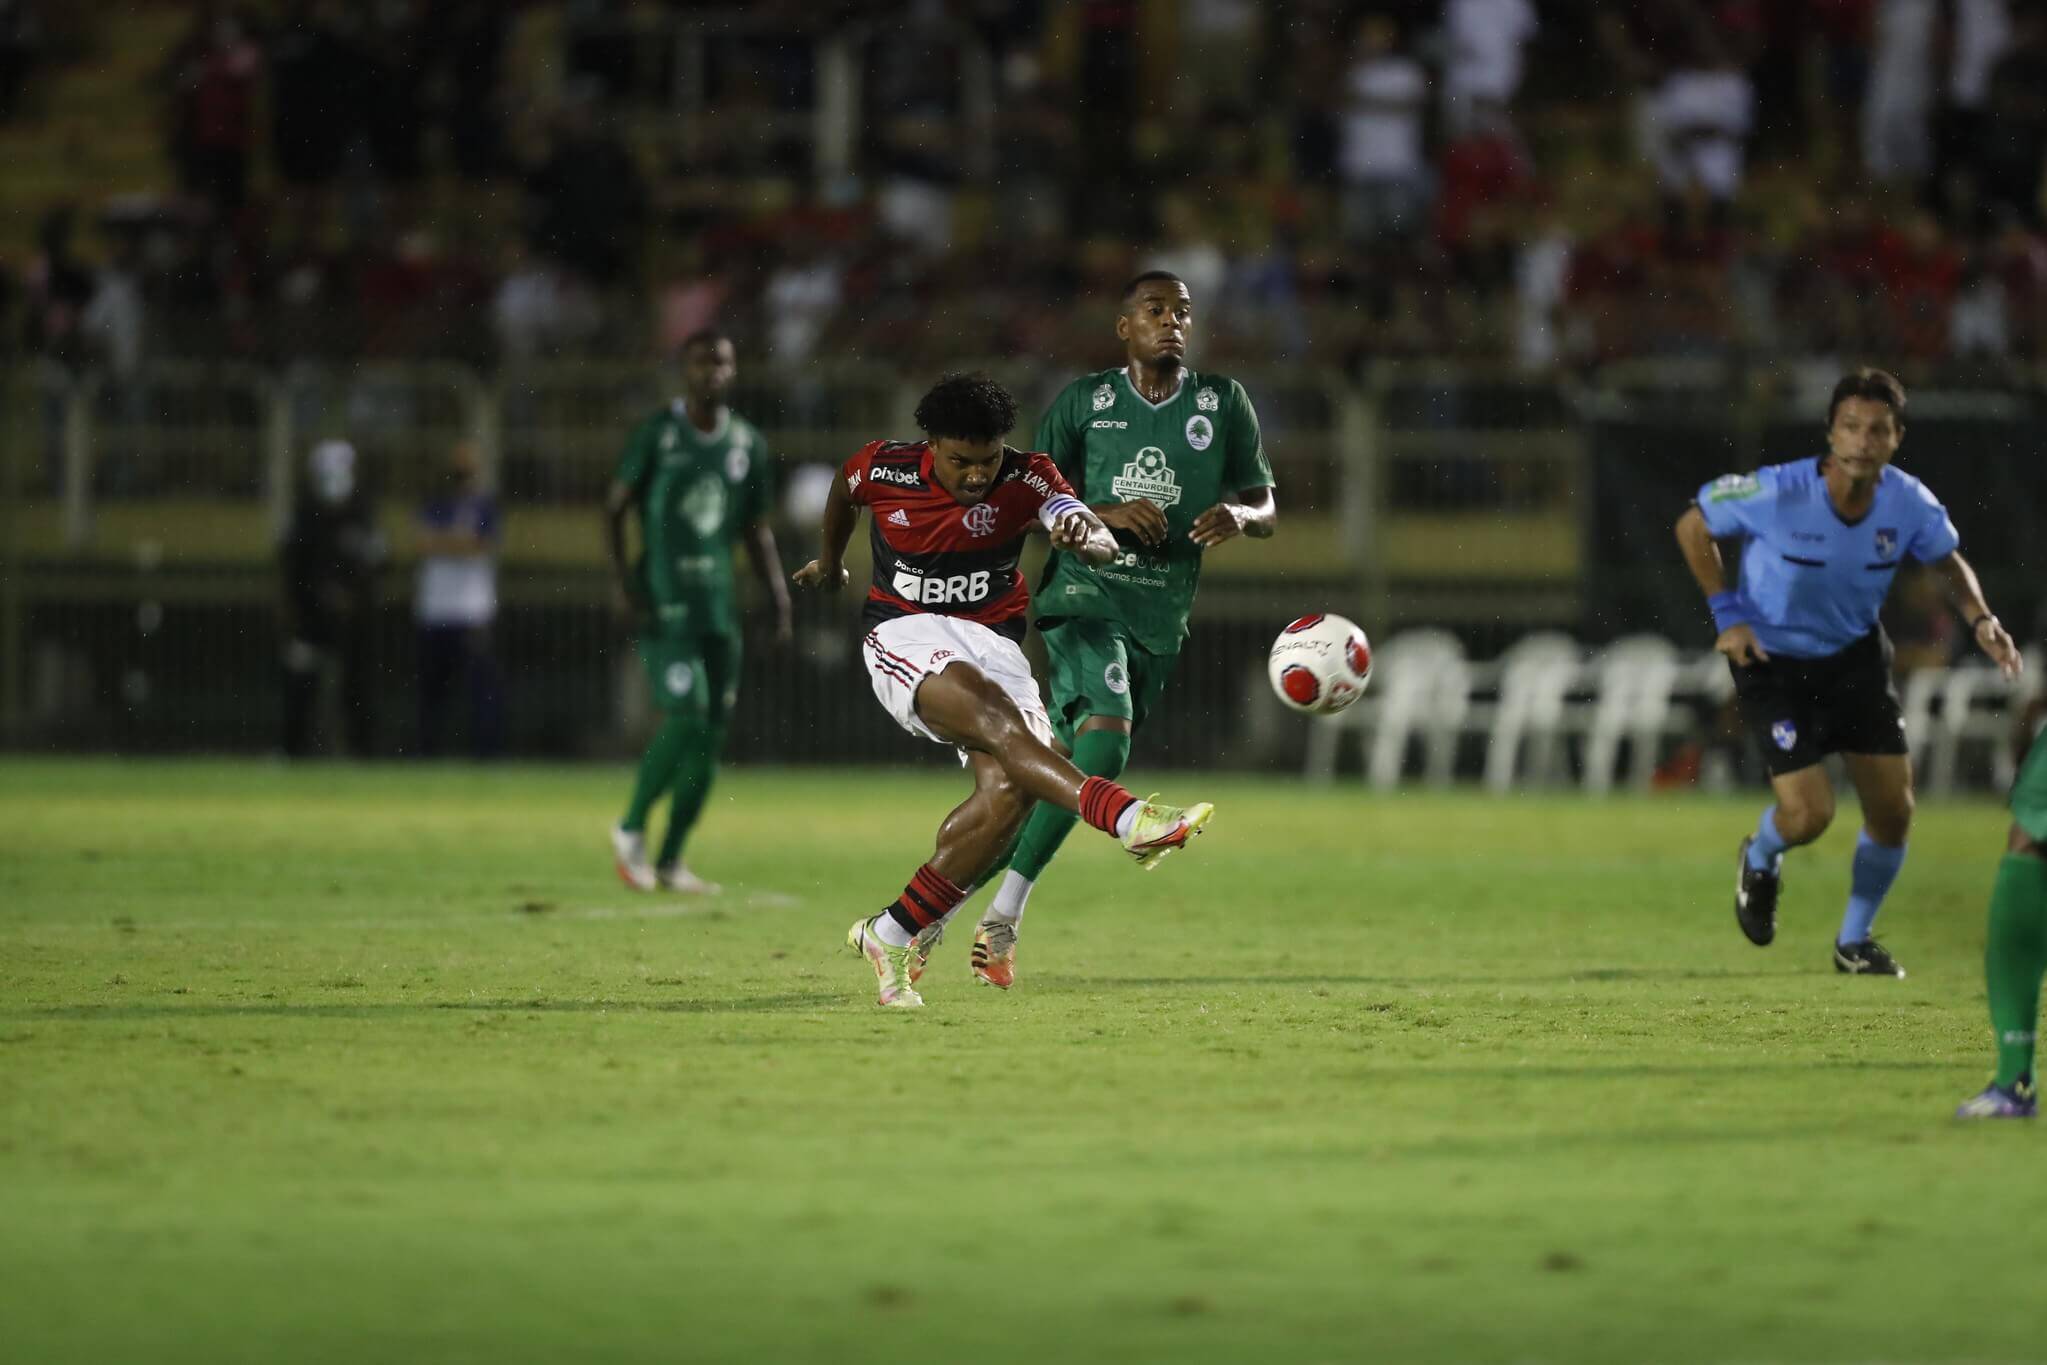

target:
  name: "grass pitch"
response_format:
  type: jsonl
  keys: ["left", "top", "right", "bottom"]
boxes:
{"left": 1, "top": 759, "right": 2039, "bottom": 1365}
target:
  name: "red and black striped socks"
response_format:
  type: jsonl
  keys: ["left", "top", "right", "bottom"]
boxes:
{"left": 1078, "top": 776, "right": 1140, "bottom": 837}
{"left": 882, "top": 863, "right": 969, "bottom": 938}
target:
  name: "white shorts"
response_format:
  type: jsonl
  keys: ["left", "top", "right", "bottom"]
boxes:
{"left": 863, "top": 614, "right": 1054, "bottom": 754}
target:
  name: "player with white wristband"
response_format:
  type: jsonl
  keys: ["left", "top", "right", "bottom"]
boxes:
{"left": 792, "top": 373, "right": 1215, "bottom": 1008}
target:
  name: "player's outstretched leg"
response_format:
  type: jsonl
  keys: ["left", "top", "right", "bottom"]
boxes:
{"left": 978, "top": 724, "right": 1133, "bottom": 987}
{"left": 913, "top": 664, "right": 1210, "bottom": 869}
{"left": 654, "top": 719, "right": 724, "bottom": 894}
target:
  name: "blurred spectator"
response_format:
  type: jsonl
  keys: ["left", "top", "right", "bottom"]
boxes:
{"left": 494, "top": 239, "right": 601, "bottom": 361}
{"left": 20, "top": 205, "right": 92, "bottom": 366}
{"left": 166, "top": 6, "right": 262, "bottom": 217}
{"left": 264, "top": 0, "right": 355, "bottom": 194}
{"left": 425, "top": 0, "right": 509, "bottom": 180}
{"left": 1434, "top": 102, "right": 1534, "bottom": 291}
{"left": 0, "top": 0, "right": 40, "bottom": 120}
{"left": 413, "top": 439, "right": 502, "bottom": 759}
{"left": 1972, "top": 5, "right": 2047, "bottom": 228}
{"left": 1513, "top": 196, "right": 1574, "bottom": 371}
{"left": 763, "top": 239, "right": 842, "bottom": 371}
{"left": 1648, "top": 56, "right": 1754, "bottom": 220}
{"left": 279, "top": 439, "right": 385, "bottom": 758}
{"left": 1441, "top": 0, "right": 1538, "bottom": 138}
{"left": 523, "top": 94, "right": 647, "bottom": 287}
{"left": 1145, "top": 192, "right": 1227, "bottom": 307}
{"left": 79, "top": 230, "right": 144, "bottom": 382}
{"left": 1934, "top": 0, "right": 2013, "bottom": 187}
{"left": 1336, "top": 14, "right": 1431, "bottom": 250}
{"left": 1863, "top": 0, "right": 1938, "bottom": 180}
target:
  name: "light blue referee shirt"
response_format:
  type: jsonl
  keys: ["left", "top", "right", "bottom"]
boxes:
{"left": 1696, "top": 457, "right": 1959, "bottom": 660}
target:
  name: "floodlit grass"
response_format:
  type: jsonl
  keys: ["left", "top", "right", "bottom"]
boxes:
{"left": 0, "top": 760, "right": 2038, "bottom": 1364}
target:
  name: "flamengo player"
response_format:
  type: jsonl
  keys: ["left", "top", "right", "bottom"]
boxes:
{"left": 791, "top": 373, "right": 1215, "bottom": 1009}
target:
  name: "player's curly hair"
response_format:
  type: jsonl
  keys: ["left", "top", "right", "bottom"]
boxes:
{"left": 1827, "top": 367, "right": 1907, "bottom": 426}
{"left": 913, "top": 372, "right": 1017, "bottom": 443}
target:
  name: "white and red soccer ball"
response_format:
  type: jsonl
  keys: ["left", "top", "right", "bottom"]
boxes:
{"left": 1268, "top": 614, "right": 1373, "bottom": 715}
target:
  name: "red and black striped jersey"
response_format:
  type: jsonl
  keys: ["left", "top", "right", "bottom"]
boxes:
{"left": 842, "top": 439, "right": 1078, "bottom": 642}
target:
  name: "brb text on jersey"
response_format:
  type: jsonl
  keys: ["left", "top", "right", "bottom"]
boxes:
{"left": 843, "top": 440, "right": 1079, "bottom": 643}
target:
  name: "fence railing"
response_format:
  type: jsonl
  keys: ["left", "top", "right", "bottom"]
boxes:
{"left": 6, "top": 359, "right": 2043, "bottom": 780}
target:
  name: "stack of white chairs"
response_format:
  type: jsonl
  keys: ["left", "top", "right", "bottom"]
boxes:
{"left": 1478, "top": 631, "right": 1584, "bottom": 793}
{"left": 1304, "top": 628, "right": 1471, "bottom": 788}
{"left": 1580, "top": 633, "right": 1685, "bottom": 795}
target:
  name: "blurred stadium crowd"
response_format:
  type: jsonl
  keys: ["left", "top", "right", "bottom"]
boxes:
{"left": 7, "top": 0, "right": 2047, "bottom": 381}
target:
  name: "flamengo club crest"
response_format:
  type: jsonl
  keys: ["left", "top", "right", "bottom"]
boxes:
{"left": 962, "top": 502, "right": 997, "bottom": 536}
{"left": 1092, "top": 383, "right": 1116, "bottom": 411}
{"left": 1111, "top": 447, "right": 1183, "bottom": 508}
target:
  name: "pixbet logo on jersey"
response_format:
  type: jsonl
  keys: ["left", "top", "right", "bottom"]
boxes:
{"left": 892, "top": 568, "right": 993, "bottom": 605}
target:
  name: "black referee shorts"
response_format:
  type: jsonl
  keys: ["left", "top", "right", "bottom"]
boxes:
{"left": 1729, "top": 628, "right": 1908, "bottom": 777}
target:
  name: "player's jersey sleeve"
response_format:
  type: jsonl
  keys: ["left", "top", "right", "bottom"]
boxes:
{"left": 1905, "top": 479, "right": 1960, "bottom": 561}
{"left": 1221, "top": 380, "right": 1274, "bottom": 492}
{"left": 614, "top": 414, "right": 659, "bottom": 492}
{"left": 841, "top": 440, "right": 886, "bottom": 506}
{"left": 1034, "top": 382, "right": 1089, "bottom": 491}
{"left": 1020, "top": 450, "right": 1081, "bottom": 515}
{"left": 1695, "top": 468, "right": 1778, "bottom": 538}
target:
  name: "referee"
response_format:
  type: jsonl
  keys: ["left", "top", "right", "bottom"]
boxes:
{"left": 1675, "top": 368, "right": 2023, "bottom": 976}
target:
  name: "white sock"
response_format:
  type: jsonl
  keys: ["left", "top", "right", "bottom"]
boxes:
{"left": 870, "top": 914, "right": 915, "bottom": 948}
{"left": 1114, "top": 802, "right": 1141, "bottom": 840}
{"left": 987, "top": 869, "right": 1034, "bottom": 924}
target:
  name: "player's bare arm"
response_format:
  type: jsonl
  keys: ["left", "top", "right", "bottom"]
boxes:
{"left": 743, "top": 519, "right": 795, "bottom": 643}
{"left": 1190, "top": 485, "right": 1277, "bottom": 548}
{"left": 1675, "top": 503, "right": 1768, "bottom": 665}
{"left": 1932, "top": 550, "right": 2022, "bottom": 677}
{"left": 1039, "top": 502, "right": 1117, "bottom": 564}
{"left": 603, "top": 478, "right": 649, "bottom": 626}
{"left": 791, "top": 469, "right": 856, "bottom": 589}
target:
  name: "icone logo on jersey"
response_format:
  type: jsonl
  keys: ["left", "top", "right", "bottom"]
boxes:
{"left": 1092, "top": 383, "right": 1116, "bottom": 411}
{"left": 870, "top": 464, "right": 921, "bottom": 487}
{"left": 1110, "top": 447, "right": 1183, "bottom": 508}
{"left": 893, "top": 568, "right": 993, "bottom": 605}
{"left": 962, "top": 503, "right": 998, "bottom": 536}
{"left": 1091, "top": 419, "right": 1128, "bottom": 429}
{"left": 1185, "top": 415, "right": 1213, "bottom": 451}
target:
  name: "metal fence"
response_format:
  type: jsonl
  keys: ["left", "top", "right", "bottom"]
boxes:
{"left": 4, "top": 359, "right": 2042, "bottom": 785}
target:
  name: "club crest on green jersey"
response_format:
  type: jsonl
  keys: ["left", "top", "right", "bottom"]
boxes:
{"left": 1196, "top": 386, "right": 1218, "bottom": 411}
{"left": 680, "top": 474, "right": 728, "bottom": 535}
{"left": 1092, "top": 383, "right": 1116, "bottom": 411}
{"left": 1111, "top": 447, "right": 1183, "bottom": 508}
{"left": 1185, "top": 415, "right": 1213, "bottom": 450}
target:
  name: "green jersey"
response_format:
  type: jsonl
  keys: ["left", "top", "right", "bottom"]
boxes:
{"left": 1034, "top": 366, "right": 1273, "bottom": 653}
{"left": 615, "top": 401, "right": 773, "bottom": 636}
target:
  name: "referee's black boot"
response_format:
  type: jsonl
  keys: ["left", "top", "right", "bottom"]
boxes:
{"left": 1735, "top": 836, "right": 1780, "bottom": 946}
{"left": 1833, "top": 938, "right": 1906, "bottom": 978}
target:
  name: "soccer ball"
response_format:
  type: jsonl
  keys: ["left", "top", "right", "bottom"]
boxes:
{"left": 1268, "top": 614, "right": 1373, "bottom": 715}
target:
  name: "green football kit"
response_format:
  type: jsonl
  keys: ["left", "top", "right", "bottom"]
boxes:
{"left": 1032, "top": 365, "right": 1275, "bottom": 741}
{"left": 614, "top": 401, "right": 772, "bottom": 871}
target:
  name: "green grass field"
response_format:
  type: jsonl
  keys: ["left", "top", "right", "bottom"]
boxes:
{"left": 1, "top": 760, "right": 2039, "bottom": 1364}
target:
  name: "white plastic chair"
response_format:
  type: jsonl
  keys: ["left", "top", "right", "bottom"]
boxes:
{"left": 1482, "top": 632, "right": 1584, "bottom": 793}
{"left": 1303, "top": 628, "right": 1471, "bottom": 787}
{"left": 1581, "top": 634, "right": 1684, "bottom": 794}
{"left": 1929, "top": 660, "right": 2030, "bottom": 794}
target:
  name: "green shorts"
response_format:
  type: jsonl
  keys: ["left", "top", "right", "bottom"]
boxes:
{"left": 639, "top": 628, "right": 741, "bottom": 724}
{"left": 1038, "top": 617, "right": 1178, "bottom": 746}
{"left": 2012, "top": 728, "right": 2047, "bottom": 843}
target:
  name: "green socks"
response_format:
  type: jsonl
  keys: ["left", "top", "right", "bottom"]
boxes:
{"left": 1011, "top": 728, "right": 1134, "bottom": 880}
{"left": 621, "top": 714, "right": 692, "bottom": 833}
{"left": 1985, "top": 852, "right": 2047, "bottom": 1090}
{"left": 656, "top": 724, "right": 723, "bottom": 867}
